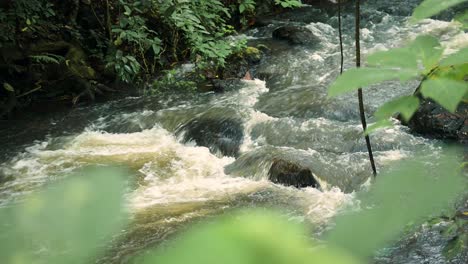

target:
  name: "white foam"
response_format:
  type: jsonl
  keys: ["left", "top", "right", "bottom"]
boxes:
{"left": 301, "top": 187, "right": 357, "bottom": 225}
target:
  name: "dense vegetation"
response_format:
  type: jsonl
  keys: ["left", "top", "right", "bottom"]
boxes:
{"left": 0, "top": 0, "right": 300, "bottom": 117}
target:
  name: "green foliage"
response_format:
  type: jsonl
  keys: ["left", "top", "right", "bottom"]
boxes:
{"left": 0, "top": 0, "right": 56, "bottom": 46}
{"left": 274, "top": 0, "right": 303, "bottom": 9}
{"left": 328, "top": 32, "right": 468, "bottom": 133}
{"left": 239, "top": 0, "right": 256, "bottom": 14}
{"left": 328, "top": 68, "right": 417, "bottom": 97}
{"left": 150, "top": 69, "right": 197, "bottom": 94}
{"left": 29, "top": 53, "right": 64, "bottom": 65}
{"left": 440, "top": 47, "right": 468, "bottom": 66}
{"left": 412, "top": 0, "right": 468, "bottom": 22}
{"left": 157, "top": 0, "right": 245, "bottom": 69}
{"left": 0, "top": 167, "right": 128, "bottom": 264}
{"left": 454, "top": 10, "right": 468, "bottom": 29}
{"left": 107, "top": 0, "right": 162, "bottom": 82}
{"left": 136, "top": 210, "right": 361, "bottom": 264}
{"left": 374, "top": 96, "right": 420, "bottom": 121}
{"left": 106, "top": 50, "right": 141, "bottom": 83}
{"left": 329, "top": 0, "right": 468, "bottom": 134}
{"left": 420, "top": 78, "right": 468, "bottom": 112}
{"left": 107, "top": 0, "right": 250, "bottom": 83}
{"left": 3, "top": 82, "right": 15, "bottom": 92}
{"left": 327, "top": 151, "right": 465, "bottom": 257}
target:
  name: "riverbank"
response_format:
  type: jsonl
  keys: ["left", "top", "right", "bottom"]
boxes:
{"left": 0, "top": 0, "right": 318, "bottom": 119}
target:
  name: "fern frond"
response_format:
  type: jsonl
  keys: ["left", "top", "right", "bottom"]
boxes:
{"left": 29, "top": 53, "right": 64, "bottom": 64}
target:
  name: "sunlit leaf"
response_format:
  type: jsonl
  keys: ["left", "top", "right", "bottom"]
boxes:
{"left": 366, "top": 48, "right": 418, "bottom": 70}
{"left": 0, "top": 167, "right": 128, "bottom": 264}
{"left": 328, "top": 68, "right": 418, "bottom": 97}
{"left": 364, "top": 119, "right": 393, "bottom": 136}
{"left": 408, "top": 35, "right": 443, "bottom": 71}
{"left": 136, "top": 210, "right": 361, "bottom": 264}
{"left": 3, "top": 82, "right": 14, "bottom": 92}
{"left": 327, "top": 150, "right": 465, "bottom": 258}
{"left": 374, "top": 96, "right": 420, "bottom": 121}
{"left": 412, "top": 0, "right": 468, "bottom": 22}
{"left": 420, "top": 78, "right": 468, "bottom": 112}
{"left": 439, "top": 47, "right": 468, "bottom": 66}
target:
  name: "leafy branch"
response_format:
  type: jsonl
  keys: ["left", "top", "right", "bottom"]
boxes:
{"left": 328, "top": 0, "right": 468, "bottom": 134}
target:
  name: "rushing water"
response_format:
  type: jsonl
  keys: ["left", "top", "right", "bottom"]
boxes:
{"left": 0, "top": 0, "right": 467, "bottom": 263}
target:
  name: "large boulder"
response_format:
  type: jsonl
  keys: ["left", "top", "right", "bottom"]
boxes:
{"left": 268, "top": 159, "right": 320, "bottom": 188}
{"left": 177, "top": 118, "right": 244, "bottom": 157}
{"left": 408, "top": 100, "right": 467, "bottom": 143}
{"left": 272, "top": 25, "right": 320, "bottom": 45}
{"left": 406, "top": 65, "right": 468, "bottom": 144}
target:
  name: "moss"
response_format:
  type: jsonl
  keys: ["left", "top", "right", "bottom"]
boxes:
{"left": 68, "top": 64, "right": 97, "bottom": 80}
{"left": 243, "top": 46, "right": 262, "bottom": 63}
{"left": 443, "top": 234, "right": 467, "bottom": 260}
{"left": 256, "top": 44, "right": 271, "bottom": 53}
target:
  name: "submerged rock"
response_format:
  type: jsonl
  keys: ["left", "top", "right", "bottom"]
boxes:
{"left": 0, "top": 170, "right": 13, "bottom": 184}
{"left": 177, "top": 118, "right": 244, "bottom": 157}
{"left": 272, "top": 25, "right": 320, "bottom": 45}
{"left": 268, "top": 159, "right": 320, "bottom": 188}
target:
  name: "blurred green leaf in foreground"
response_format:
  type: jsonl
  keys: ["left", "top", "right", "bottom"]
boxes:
{"left": 0, "top": 167, "right": 128, "bottom": 264}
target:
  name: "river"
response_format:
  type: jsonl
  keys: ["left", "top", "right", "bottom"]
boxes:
{"left": 0, "top": 0, "right": 467, "bottom": 263}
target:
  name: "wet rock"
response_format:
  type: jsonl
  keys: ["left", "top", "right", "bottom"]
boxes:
{"left": 177, "top": 118, "right": 244, "bottom": 157}
{"left": 201, "top": 46, "right": 264, "bottom": 93}
{"left": 203, "top": 79, "right": 243, "bottom": 93}
{"left": 272, "top": 25, "right": 320, "bottom": 45}
{"left": 405, "top": 64, "right": 468, "bottom": 143}
{"left": 303, "top": 0, "right": 349, "bottom": 7}
{"left": 268, "top": 159, "right": 320, "bottom": 188}
{"left": 221, "top": 46, "right": 263, "bottom": 80}
{"left": 407, "top": 100, "right": 467, "bottom": 143}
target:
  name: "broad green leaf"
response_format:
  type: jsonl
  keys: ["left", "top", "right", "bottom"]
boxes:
{"left": 239, "top": 4, "right": 245, "bottom": 13}
{"left": 408, "top": 35, "right": 443, "bottom": 71}
{"left": 327, "top": 150, "right": 465, "bottom": 258}
{"left": 124, "top": 5, "right": 132, "bottom": 16}
{"left": 374, "top": 96, "right": 420, "bottom": 121}
{"left": 137, "top": 210, "right": 362, "bottom": 264}
{"left": 0, "top": 167, "right": 128, "bottom": 264}
{"left": 364, "top": 119, "right": 393, "bottom": 135}
{"left": 412, "top": 0, "right": 468, "bottom": 22}
{"left": 328, "top": 68, "right": 417, "bottom": 97}
{"left": 420, "top": 78, "right": 468, "bottom": 112}
{"left": 431, "top": 63, "right": 468, "bottom": 81}
{"left": 366, "top": 48, "right": 418, "bottom": 70}
{"left": 439, "top": 47, "right": 468, "bottom": 66}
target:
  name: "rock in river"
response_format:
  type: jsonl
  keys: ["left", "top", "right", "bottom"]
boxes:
{"left": 177, "top": 118, "right": 244, "bottom": 157}
{"left": 272, "top": 25, "right": 320, "bottom": 46}
{"left": 408, "top": 99, "right": 467, "bottom": 143}
{"left": 268, "top": 159, "right": 320, "bottom": 189}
